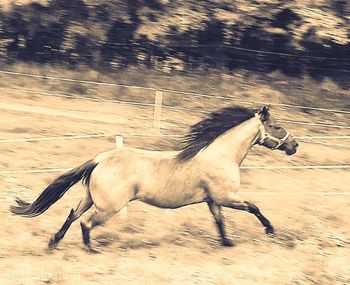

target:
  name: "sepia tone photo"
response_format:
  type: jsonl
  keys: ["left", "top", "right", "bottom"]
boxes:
{"left": 0, "top": 1, "right": 349, "bottom": 284}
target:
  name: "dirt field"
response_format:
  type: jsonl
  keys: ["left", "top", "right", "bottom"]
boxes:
{"left": 0, "top": 74, "right": 350, "bottom": 285}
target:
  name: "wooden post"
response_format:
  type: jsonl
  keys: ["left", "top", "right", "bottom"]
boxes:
{"left": 115, "top": 135, "right": 124, "bottom": 149}
{"left": 115, "top": 135, "right": 127, "bottom": 219}
{"left": 153, "top": 90, "right": 163, "bottom": 132}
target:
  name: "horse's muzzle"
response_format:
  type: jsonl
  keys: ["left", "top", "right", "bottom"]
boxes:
{"left": 285, "top": 141, "right": 298, "bottom": 155}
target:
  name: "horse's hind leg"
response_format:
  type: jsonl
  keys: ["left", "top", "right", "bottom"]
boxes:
{"left": 48, "top": 191, "right": 93, "bottom": 249}
{"left": 207, "top": 201, "right": 234, "bottom": 247}
{"left": 80, "top": 209, "right": 118, "bottom": 253}
{"left": 218, "top": 193, "right": 274, "bottom": 236}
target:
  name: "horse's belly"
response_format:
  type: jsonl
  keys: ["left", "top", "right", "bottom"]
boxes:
{"left": 137, "top": 184, "right": 207, "bottom": 209}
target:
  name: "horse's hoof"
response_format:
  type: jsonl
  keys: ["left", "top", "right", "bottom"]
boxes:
{"left": 48, "top": 237, "right": 58, "bottom": 250}
{"left": 265, "top": 227, "right": 275, "bottom": 237}
{"left": 83, "top": 245, "right": 100, "bottom": 254}
{"left": 221, "top": 238, "right": 234, "bottom": 247}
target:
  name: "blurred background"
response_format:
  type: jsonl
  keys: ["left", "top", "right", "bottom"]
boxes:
{"left": 0, "top": 0, "right": 349, "bottom": 84}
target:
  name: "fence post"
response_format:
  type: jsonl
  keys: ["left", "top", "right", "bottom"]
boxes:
{"left": 153, "top": 90, "right": 163, "bottom": 132}
{"left": 115, "top": 135, "right": 127, "bottom": 219}
{"left": 115, "top": 135, "right": 124, "bottom": 149}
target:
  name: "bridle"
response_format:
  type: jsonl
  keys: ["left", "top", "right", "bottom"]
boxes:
{"left": 257, "top": 119, "right": 290, "bottom": 150}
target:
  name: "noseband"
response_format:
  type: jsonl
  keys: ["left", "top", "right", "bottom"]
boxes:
{"left": 257, "top": 122, "right": 290, "bottom": 150}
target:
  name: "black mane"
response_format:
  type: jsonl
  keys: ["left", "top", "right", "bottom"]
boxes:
{"left": 176, "top": 106, "right": 256, "bottom": 162}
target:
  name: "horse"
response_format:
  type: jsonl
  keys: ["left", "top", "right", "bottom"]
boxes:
{"left": 11, "top": 105, "right": 298, "bottom": 251}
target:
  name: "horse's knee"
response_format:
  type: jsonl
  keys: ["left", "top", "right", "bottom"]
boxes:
{"left": 245, "top": 201, "right": 260, "bottom": 214}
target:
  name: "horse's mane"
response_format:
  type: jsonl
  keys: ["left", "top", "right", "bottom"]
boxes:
{"left": 176, "top": 106, "right": 256, "bottom": 162}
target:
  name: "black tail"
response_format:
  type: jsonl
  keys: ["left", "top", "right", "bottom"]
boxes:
{"left": 10, "top": 160, "right": 98, "bottom": 217}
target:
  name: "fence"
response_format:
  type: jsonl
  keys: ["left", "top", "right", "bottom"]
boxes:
{"left": 1, "top": 69, "right": 349, "bottom": 178}
{"left": 1, "top": 134, "right": 350, "bottom": 175}
{"left": 1, "top": 134, "right": 350, "bottom": 198}
{"left": 1, "top": 69, "right": 350, "bottom": 114}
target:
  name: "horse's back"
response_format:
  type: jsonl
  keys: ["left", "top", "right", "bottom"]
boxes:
{"left": 91, "top": 147, "right": 178, "bottom": 190}
{"left": 95, "top": 147, "right": 176, "bottom": 163}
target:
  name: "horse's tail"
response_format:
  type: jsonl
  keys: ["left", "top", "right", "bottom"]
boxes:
{"left": 10, "top": 159, "right": 98, "bottom": 218}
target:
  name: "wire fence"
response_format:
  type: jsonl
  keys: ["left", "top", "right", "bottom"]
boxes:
{"left": 4, "top": 42, "right": 350, "bottom": 62}
{"left": 0, "top": 70, "right": 156, "bottom": 91}
{"left": 0, "top": 77, "right": 349, "bottom": 144}
{"left": 1, "top": 74, "right": 350, "bottom": 135}
{"left": 162, "top": 88, "right": 350, "bottom": 115}
{"left": 0, "top": 133, "right": 350, "bottom": 144}
{"left": 1, "top": 68, "right": 349, "bottom": 180}
{"left": 1, "top": 69, "right": 350, "bottom": 115}
{"left": 0, "top": 132, "right": 349, "bottom": 176}
{"left": 1, "top": 164, "right": 350, "bottom": 175}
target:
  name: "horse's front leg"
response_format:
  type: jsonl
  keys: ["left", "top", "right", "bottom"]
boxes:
{"left": 207, "top": 201, "right": 234, "bottom": 247}
{"left": 245, "top": 201, "right": 275, "bottom": 235}
{"left": 217, "top": 192, "right": 275, "bottom": 236}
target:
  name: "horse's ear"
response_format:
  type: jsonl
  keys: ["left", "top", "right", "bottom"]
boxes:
{"left": 258, "top": 105, "right": 270, "bottom": 121}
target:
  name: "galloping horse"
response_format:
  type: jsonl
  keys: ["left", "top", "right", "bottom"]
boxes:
{"left": 11, "top": 105, "right": 298, "bottom": 251}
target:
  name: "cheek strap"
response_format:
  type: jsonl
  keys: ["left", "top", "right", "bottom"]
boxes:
{"left": 258, "top": 123, "right": 290, "bottom": 150}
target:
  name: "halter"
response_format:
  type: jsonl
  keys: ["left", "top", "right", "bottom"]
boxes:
{"left": 257, "top": 120, "right": 290, "bottom": 150}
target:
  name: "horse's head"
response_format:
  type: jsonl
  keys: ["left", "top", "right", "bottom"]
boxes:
{"left": 257, "top": 105, "right": 298, "bottom": 155}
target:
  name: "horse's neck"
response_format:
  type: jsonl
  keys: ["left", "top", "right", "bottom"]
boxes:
{"left": 202, "top": 116, "right": 261, "bottom": 166}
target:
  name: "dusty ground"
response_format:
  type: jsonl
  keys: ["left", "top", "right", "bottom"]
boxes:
{"left": 0, "top": 75, "right": 350, "bottom": 285}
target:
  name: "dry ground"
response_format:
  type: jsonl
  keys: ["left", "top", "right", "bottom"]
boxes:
{"left": 0, "top": 74, "right": 350, "bottom": 285}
